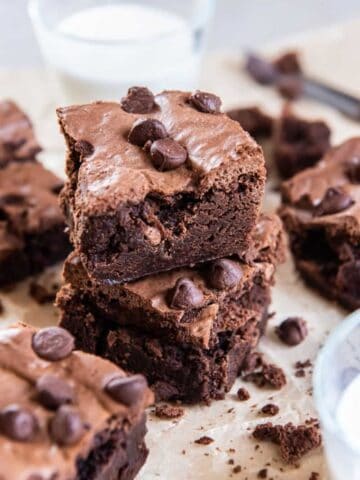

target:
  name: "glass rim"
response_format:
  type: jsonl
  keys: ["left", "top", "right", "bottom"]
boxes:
{"left": 313, "top": 308, "right": 360, "bottom": 455}
{"left": 28, "top": 0, "right": 216, "bottom": 46}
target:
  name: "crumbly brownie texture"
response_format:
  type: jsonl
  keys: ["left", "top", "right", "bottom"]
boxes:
{"left": 279, "top": 138, "right": 360, "bottom": 309}
{"left": 58, "top": 215, "right": 285, "bottom": 348}
{"left": 0, "top": 100, "right": 41, "bottom": 168}
{"left": 0, "top": 161, "right": 70, "bottom": 287}
{"left": 0, "top": 323, "right": 152, "bottom": 480}
{"left": 226, "top": 107, "right": 273, "bottom": 139}
{"left": 273, "top": 108, "right": 331, "bottom": 178}
{"left": 57, "top": 89, "right": 266, "bottom": 284}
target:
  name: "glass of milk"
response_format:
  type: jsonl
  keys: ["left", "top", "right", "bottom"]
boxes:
{"left": 314, "top": 309, "right": 360, "bottom": 480}
{"left": 28, "top": 0, "right": 215, "bottom": 104}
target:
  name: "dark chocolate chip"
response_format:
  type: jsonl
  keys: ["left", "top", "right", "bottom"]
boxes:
{"left": 0, "top": 404, "right": 38, "bottom": 442}
{"left": 74, "top": 140, "right": 94, "bottom": 157}
{"left": 49, "top": 405, "right": 85, "bottom": 446}
{"left": 121, "top": 86, "right": 155, "bottom": 113}
{"left": 128, "top": 118, "right": 167, "bottom": 147}
{"left": 314, "top": 187, "right": 354, "bottom": 216}
{"left": 276, "top": 317, "right": 308, "bottom": 346}
{"left": 105, "top": 374, "right": 147, "bottom": 406}
{"left": 168, "top": 277, "right": 204, "bottom": 309}
{"left": 237, "top": 387, "right": 250, "bottom": 401}
{"left": 150, "top": 138, "right": 187, "bottom": 171}
{"left": 261, "top": 403, "right": 279, "bottom": 416}
{"left": 346, "top": 156, "right": 360, "bottom": 183}
{"left": 189, "top": 90, "right": 222, "bottom": 114}
{"left": 208, "top": 259, "right": 243, "bottom": 290}
{"left": 36, "top": 374, "right": 74, "bottom": 410}
{"left": 32, "top": 327, "right": 75, "bottom": 361}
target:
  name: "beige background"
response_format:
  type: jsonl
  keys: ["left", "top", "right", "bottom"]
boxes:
{"left": 1, "top": 18, "right": 360, "bottom": 480}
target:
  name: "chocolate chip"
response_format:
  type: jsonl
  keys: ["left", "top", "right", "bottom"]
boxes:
{"left": 168, "top": 277, "right": 204, "bottom": 309}
{"left": 121, "top": 86, "right": 155, "bottom": 113}
{"left": 36, "top": 374, "right": 74, "bottom": 410}
{"left": 208, "top": 259, "right": 243, "bottom": 290}
{"left": 150, "top": 138, "right": 187, "bottom": 171}
{"left": 49, "top": 405, "right": 85, "bottom": 446}
{"left": 261, "top": 403, "right": 279, "bottom": 416}
{"left": 314, "top": 187, "right": 354, "bottom": 216}
{"left": 128, "top": 118, "right": 167, "bottom": 147}
{"left": 189, "top": 90, "right": 222, "bottom": 114}
{"left": 346, "top": 156, "right": 360, "bottom": 183}
{"left": 74, "top": 140, "right": 94, "bottom": 157}
{"left": 32, "top": 327, "right": 75, "bottom": 361}
{"left": 105, "top": 374, "right": 147, "bottom": 406}
{"left": 0, "top": 405, "right": 38, "bottom": 442}
{"left": 237, "top": 387, "right": 250, "bottom": 401}
{"left": 276, "top": 317, "right": 308, "bottom": 346}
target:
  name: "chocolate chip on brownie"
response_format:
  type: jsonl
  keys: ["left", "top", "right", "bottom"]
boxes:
{"left": 104, "top": 374, "right": 148, "bottom": 406}
{"left": 36, "top": 374, "right": 75, "bottom": 410}
{"left": 121, "top": 86, "right": 155, "bottom": 113}
{"left": 189, "top": 90, "right": 222, "bottom": 114}
{"left": 167, "top": 277, "right": 204, "bottom": 310}
{"left": 128, "top": 118, "right": 168, "bottom": 147}
{"left": 0, "top": 404, "right": 38, "bottom": 442}
{"left": 313, "top": 187, "right": 354, "bottom": 216}
{"left": 74, "top": 139, "right": 94, "bottom": 157}
{"left": 150, "top": 137, "right": 187, "bottom": 171}
{"left": 207, "top": 259, "right": 243, "bottom": 290}
{"left": 275, "top": 317, "right": 308, "bottom": 346}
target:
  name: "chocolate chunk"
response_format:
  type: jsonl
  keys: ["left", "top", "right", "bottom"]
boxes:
{"left": 309, "top": 473, "right": 320, "bottom": 480}
{"left": 121, "top": 86, "right": 155, "bottom": 114}
{"left": 0, "top": 404, "right": 38, "bottom": 442}
{"left": 237, "top": 387, "right": 250, "bottom": 401}
{"left": 31, "top": 327, "right": 75, "bottom": 361}
{"left": 314, "top": 187, "right": 354, "bottom": 216}
{"left": 128, "top": 118, "right": 167, "bottom": 147}
{"left": 275, "top": 317, "right": 308, "bottom": 346}
{"left": 154, "top": 404, "right": 184, "bottom": 419}
{"left": 346, "top": 156, "right": 360, "bottom": 183}
{"left": 208, "top": 259, "right": 243, "bottom": 290}
{"left": 189, "top": 90, "right": 221, "bottom": 114}
{"left": 36, "top": 374, "right": 74, "bottom": 410}
{"left": 243, "top": 362, "right": 287, "bottom": 390}
{"left": 105, "top": 374, "right": 147, "bottom": 406}
{"left": 74, "top": 140, "right": 94, "bottom": 157}
{"left": 260, "top": 403, "right": 279, "bottom": 416}
{"left": 150, "top": 138, "right": 187, "bottom": 171}
{"left": 50, "top": 405, "right": 85, "bottom": 446}
{"left": 168, "top": 277, "right": 204, "bottom": 309}
{"left": 194, "top": 435, "right": 214, "bottom": 445}
{"left": 258, "top": 469, "right": 268, "bottom": 479}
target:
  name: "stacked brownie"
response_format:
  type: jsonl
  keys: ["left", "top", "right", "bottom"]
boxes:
{"left": 56, "top": 87, "right": 284, "bottom": 403}
{"left": 0, "top": 100, "right": 70, "bottom": 286}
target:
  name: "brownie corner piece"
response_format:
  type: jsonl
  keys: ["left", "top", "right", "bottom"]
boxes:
{"left": 57, "top": 89, "right": 266, "bottom": 283}
{"left": 0, "top": 323, "right": 153, "bottom": 480}
{"left": 279, "top": 137, "right": 360, "bottom": 309}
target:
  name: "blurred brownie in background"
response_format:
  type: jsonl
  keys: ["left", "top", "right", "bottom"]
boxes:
{"left": 226, "top": 106, "right": 273, "bottom": 139}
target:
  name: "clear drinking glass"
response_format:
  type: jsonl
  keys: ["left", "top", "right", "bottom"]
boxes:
{"left": 28, "top": 0, "right": 216, "bottom": 104}
{"left": 314, "top": 309, "right": 360, "bottom": 480}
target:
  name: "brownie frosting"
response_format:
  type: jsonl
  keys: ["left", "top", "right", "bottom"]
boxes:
{"left": 0, "top": 100, "right": 41, "bottom": 167}
{"left": 57, "top": 90, "right": 265, "bottom": 212}
{"left": 0, "top": 323, "right": 152, "bottom": 480}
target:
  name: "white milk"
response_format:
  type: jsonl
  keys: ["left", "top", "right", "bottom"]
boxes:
{"left": 35, "top": 4, "right": 198, "bottom": 103}
{"left": 337, "top": 374, "right": 360, "bottom": 453}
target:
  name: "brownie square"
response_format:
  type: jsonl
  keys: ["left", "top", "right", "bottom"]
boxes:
{"left": 273, "top": 108, "right": 331, "bottom": 178}
{"left": 0, "top": 161, "right": 70, "bottom": 286}
{"left": 0, "top": 323, "right": 153, "bottom": 480}
{"left": 0, "top": 100, "right": 41, "bottom": 168}
{"left": 57, "top": 89, "right": 266, "bottom": 284}
{"left": 279, "top": 138, "right": 360, "bottom": 309}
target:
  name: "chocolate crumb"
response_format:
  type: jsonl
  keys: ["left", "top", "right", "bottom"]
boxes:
{"left": 237, "top": 387, "right": 250, "bottom": 401}
{"left": 309, "top": 473, "right": 319, "bottom": 480}
{"left": 243, "top": 362, "right": 286, "bottom": 390}
{"left": 258, "top": 468, "right": 268, "bottom": 478}
{"left": 228, "top": 459, "right": 234, "bottom": 465}
{"left": 194, "top": 436, "right": 214, "bottom": 445}
{"left": 154, "top": 404, "right": 184, "bottom": 419}
{"left": 261, "top": 404, "right": 279, "bottom": 416}
{"left": 295, "top": 359, "right": 312, "bottom": 369}
{"left": 295, "top": 369, "right": 306, "bottom": 378}
{"left": 233, "top": 465, "right": 242, "bottom": 474}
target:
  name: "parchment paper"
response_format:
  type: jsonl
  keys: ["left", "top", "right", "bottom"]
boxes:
{"left": 1, "top": 19, "right": 360, "bottom": 479}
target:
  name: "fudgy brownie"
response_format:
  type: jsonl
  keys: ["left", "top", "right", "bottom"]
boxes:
{"left": 0, "top": 161, "right": 70, "bottom": 286}
{"left": 226, "top": 107, "right": 273, "bottom": 139}
{"left": 0, "top": 323, "right": 153, "bottom": 480}
{"left": 57, "top": 215, "right": 285, "bottom": 403}
{"left": 273, "top": 108, "right": 331, "bottom": 178}
{"left": 279, "top": 138, "right": 360, "bottom": 309}
{"left": 57, "top": 88, "right": 266, "bottom": 284}
{"left": 0, "top": 100, "right": 41, "bottom": 168}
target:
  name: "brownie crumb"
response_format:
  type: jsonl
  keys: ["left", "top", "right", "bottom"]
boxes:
{"left": 233, "top": 465, "right": 242, "bottom": 474}
{"left": 154, "top": 404, "right": 184, "bottom": 419}
{"left": 258, "top": 468, "right": 268, "bottom": 478}
{"left": 237, "top": 387, "right": 250, "bottom": 401}
{"left": 253, "top": 420, "right": 321, "bottom": 464}
{"left": 241, "top": 352, "right": 263, "bottom": 375}
{"left": 275, "top": 317, "right": 308, "bottom": 346}
{"left": 295, "top": 369, "right": 306, "bottom": 378}
{"left": 295, "top": 359, "right": 312, "bottom": 369}
{"left": 228, "top": 459, "right": 235, "bottom": 465}
{"left": 309, "top": 473, "right": 320, "bottom": 480}
{"left": 194, "top": 436, "right": 214, "bottom": 445}
{"left": 243, "top": 361, "right": 286, "bottom": 390}
{"left": 29, "top": 281, "right": 59, "bottom": 305}
{"left": 260, "top": 404, "right": 279, "bottom": 416}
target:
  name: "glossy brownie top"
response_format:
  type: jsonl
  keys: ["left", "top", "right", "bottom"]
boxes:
{"left": 0, "top": 100, "right": 41, "bottom": 167}
{"left": 57, "top": 89, "right": 265, "bottom": 211}
{"left": 0, "top": 323, "right": 152, "bottom": 480}
{"left": 280, "top": 137, "right": 360, "bottom": 236}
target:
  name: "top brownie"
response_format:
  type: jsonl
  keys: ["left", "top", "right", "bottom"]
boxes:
{"left": 0, "top": 100, "right": 41, "bottom": 168}
{"left": 57, "top": 88, "right": 266, "bottom": 284}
